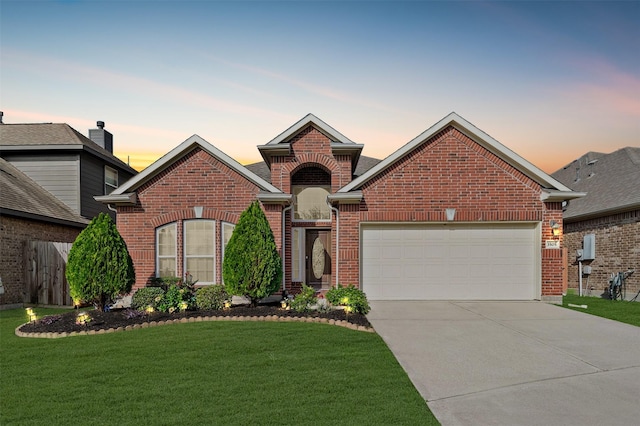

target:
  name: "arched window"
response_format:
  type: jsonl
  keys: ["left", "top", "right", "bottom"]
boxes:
{"left": 291, "top": 167, "right": 331, "bottom": 221}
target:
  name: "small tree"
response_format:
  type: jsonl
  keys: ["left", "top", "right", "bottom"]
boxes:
{"left": 223, "top": 201, "right": 282, "bottom": 306}
{"left": 66, "top": 213, "right": 135, "bottom": 310}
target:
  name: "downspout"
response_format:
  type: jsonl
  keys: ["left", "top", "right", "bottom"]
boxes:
{"left": 282, "top": 203, "right": 293, "bottom": 291}
{"left": 328, "top": 200, "right": 339, "bottom": 289}
{"left": 107, "top": 204, "right": 117, "bottom": 213}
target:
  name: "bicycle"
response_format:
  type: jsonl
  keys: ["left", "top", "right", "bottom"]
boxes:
{"left": 609, "top": 270, "right": 635, "bottom": 301}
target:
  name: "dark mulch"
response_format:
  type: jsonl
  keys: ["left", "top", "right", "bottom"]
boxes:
{"left": 18, "top": 304, "right": 371, "bottom": 334}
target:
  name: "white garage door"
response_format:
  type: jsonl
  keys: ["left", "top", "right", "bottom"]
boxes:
{"left": 361, "top": 223, "right": 539, "bottom": 300}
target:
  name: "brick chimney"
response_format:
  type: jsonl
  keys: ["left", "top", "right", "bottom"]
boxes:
{"left": 88, "top": 120, "right": 113, "bottom": 153}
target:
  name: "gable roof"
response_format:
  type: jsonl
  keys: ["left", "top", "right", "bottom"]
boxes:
{"left": 0, "top": 158, "right": 88, "bottom": 227}
{"left": 257, "top": 113, "right": 364, "bottom": 171}
{"left": 338, "top": 112, "right": 582, "bottom": 202}
{"left": 0, "top": 123, "right": 137, "bottom": 174}
{"left": 551, "top": 147, "right": 640, "bottom": 220}
{"left": 96, "top": 134, "right": 283, "bottom": 205}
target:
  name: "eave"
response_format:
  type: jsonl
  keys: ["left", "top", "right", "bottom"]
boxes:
{"left": 257, "top": 192, "right": 293, "bottom": 205}
{"left": 540, "top": 190, "right": 587, "bottom": 202}
{"left": 0, "top": 143, "right": 137, "bottom": 175}
{"left": 94, "top": 193, "right": 137, "bottom": 206}
{"left": 0, "top": 207, "right": 89, "bottom": 228}
{"left": 564, "top": 202, "right": 640, "bottom": 223}
{"left": 327, "top": 191, "right": 363, "bottom": 205}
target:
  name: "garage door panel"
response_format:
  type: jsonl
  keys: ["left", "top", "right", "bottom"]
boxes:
{"left": 362, "top": 224, "right": 537, "bottom": 300}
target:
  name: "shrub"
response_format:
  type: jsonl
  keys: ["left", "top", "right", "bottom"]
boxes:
{"left": 150, "top": 274, "right": 198, "bottom": 292}
{"left": 195, "top": 285, "right": 228, "bottom": 310}
{"left": 290, "top": 284, "right": 317, "bottom": 313}
{"left": 326, "top": 284, "right": 371, "bottom": 315}
{"left": 66, "top": 213, "right": 135, "bottom": 311}
{"left": 222, "top": 201, "right": 282, "bottom": 306}
{"left": 131, "top": 287, "right": 165, "bottom": 311}
{"left": 149, "top": 276, "right": 181, "bottom": 291}
{"left": 158, "top": 284, "right": 193, "bottom": 313}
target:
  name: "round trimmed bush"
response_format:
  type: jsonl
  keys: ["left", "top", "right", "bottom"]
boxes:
{"left": 195, "top": 285, "right": 228, "bottom": 310}
{"left": 326, "top": 284, "right": 371, "bottom": 315}
{"left": 131, "top": 287, "right": 165, "bottom": 311}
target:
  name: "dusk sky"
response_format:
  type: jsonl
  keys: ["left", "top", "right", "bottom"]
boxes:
{"left": 1, "top": 0, "right": 638, "bottom": 173}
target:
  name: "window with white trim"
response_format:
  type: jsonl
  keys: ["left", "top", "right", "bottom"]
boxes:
{"left": 293, "top": 186, "right": 331, "bottom": 221}
{"left": 105, "top": 166, "right": 118, "bottom": 194}
{"left": 184, "top": 220, "right": 215, "bottom": 284}
{"left": 292, "top": 228, "right": 304, "bottom": 281}
{"left": 156, "top": 223, "right": 177, "bottom": 278}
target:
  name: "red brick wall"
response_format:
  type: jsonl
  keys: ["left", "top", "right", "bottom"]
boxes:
{"left": 269, "top": 127, "right": 353, "bottom": 193}
{"left": 116, "top": 125, "right": 566, "bottom": 301}
{"left": 268, "top": 126, "right": 355, "bottom": 292}
{"left": 115, "top": 148, "right": 266, "bottom": 290}
{"left": 0, "top": 215, "right": 82, "bottom": 306}
{"left": 338, "top": 126, "right": 564, "bottom": 298}
{"left": 564, "top": 210, "right": 639, "bottom": 298}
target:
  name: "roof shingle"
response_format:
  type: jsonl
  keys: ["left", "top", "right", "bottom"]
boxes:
{"left": 0, "top": 158, "right": 88, "bottom": 226}
{"left": 551, "top": 147, "right": 640, "bottom": 220}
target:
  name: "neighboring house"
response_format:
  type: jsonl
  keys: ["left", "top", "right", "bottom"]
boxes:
{"left": 0, "top": 158, "right": 89, "bottom": 308}
{"left": 552, "top": 147, "right": 640, "bottom": 299}
{"left": 97, "top": 113, "right": 583, "bottom": 303}
{"left": 0, "top": 117, "right": 138, "bottom": 221}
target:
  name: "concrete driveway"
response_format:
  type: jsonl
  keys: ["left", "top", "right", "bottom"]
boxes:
{"left": 367, "top": 301, "right": 640, "bottom": 426}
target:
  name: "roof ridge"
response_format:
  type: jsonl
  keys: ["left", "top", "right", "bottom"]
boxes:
{"left": 623, "top": 146, "right": 640, "bottom": 165}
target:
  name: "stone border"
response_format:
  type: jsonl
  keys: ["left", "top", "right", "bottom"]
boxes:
{"left": 15, "top": 314, "right": 375, "bottom": 339}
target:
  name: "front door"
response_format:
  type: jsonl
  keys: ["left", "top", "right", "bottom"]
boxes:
{"left": 306, "top": 229, "right": 331, "bottom": 290}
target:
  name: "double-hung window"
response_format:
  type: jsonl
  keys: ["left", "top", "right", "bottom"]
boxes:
{"left": 156, "top": 223, "right": 177, "bottom": 278}
{"left": 184, "top": 220, "right": 215, "bottom": 284}
{"left": 105, "top": 166, "right": 118, "bottom": 194}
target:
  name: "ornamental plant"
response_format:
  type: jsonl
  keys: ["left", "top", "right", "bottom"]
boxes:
{"left": 222, "top": 201, "right": 282, "bottom": 307}
{"left": 66, "top": 213, "right": 135, "bottom": 311}
{"left": 131, "top": 287, "right": 165, "bottom": 311}
{"left": 290, "top": 284, "right": 317, "bottom": 313}
{"left": 195, "top": 285, "right": 228, "bottom": 310}
{"left": 325, "top": 284, "right": 371, "bottom": 315}
{"left": 157, "top": 283, "right": 194, "bottom": 313}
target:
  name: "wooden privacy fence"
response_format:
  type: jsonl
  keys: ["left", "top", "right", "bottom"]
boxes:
{"left": 24, "top": 241, "right": 73, "bottom": 306}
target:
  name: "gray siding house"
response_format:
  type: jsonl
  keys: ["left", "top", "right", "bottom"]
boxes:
{"left": 0, "top": 158, "right": 88, "bottom": 307}
{"left": 0, "top": 118, "right": 137, "bottom": 220}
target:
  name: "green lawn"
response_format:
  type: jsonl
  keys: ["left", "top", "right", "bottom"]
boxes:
{"left": 562, "top": 293, "right": 640, "bottom": 327}
{"left": 1, "top": 308, "right": 438, "bottom": 425}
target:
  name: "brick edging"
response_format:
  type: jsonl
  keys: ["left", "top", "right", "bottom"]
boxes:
{"left": 15, "top": 315, "right": 375, "bottom": 339}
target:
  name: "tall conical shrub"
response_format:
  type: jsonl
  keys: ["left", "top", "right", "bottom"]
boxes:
{"left": 223, "top": 201, "right": 282, "bottom": 306}
{"left": 66, "top": 213, "right": 135, "bottom": 310}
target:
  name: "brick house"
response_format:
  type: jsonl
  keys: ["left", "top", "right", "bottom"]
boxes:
{"left": 0, "top": 158, "right": 88, "bottom": 308}
{"left": 97, "top": 113, "right": 583, "bottom": 303}
{"left": 552, "top": 147, "right": 639, "bottom": 299}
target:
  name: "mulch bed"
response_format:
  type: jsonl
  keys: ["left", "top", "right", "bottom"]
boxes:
{"left": 18, "top": 304, "right": 372, "bottom": 335}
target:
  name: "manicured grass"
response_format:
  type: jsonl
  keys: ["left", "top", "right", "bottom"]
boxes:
{"left": 562, "top": 293, "right": 640, "bottom": 327}
{"left": 1, "top": 308, "right": 438, "bottom": 425}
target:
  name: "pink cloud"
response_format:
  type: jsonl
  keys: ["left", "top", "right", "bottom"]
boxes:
{"left": 563, "top": 56, "right": 640, "bottom": 117}
{"left": 210, "top": 55, "right": 400, "bottom": 114}
{"left": 3, "top": 50, "right": 293, "bottom": 121}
